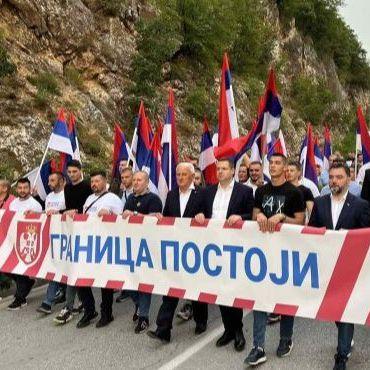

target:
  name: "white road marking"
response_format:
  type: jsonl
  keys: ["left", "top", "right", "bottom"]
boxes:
{"left": 158, "top": 311, "right": 250, "bottom": 370}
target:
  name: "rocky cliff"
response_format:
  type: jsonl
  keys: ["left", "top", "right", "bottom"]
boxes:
{"left": 0, "top": 0, "right": 368, "bottom": 179}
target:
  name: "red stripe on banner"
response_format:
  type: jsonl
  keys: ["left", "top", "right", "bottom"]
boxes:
{"left": 0, "top": 211, "right": 15, "bottom": 248}
{"left": 73, "top": 214, "right": 89, "bottom": 222}
{"left": 45, "top": 272, "right": 55, "bottom": 281}
{"left": 198, "top": 292, "right": 217, "bottom": 304}
{"left": 0, "top": 248, "right": 18, "bottom": 273}
{"left": 233, "top": 298, "right": 255, "bottom": 309}
{"left": 275, "top": 223, "right": 282, "bottom": 232}
{"left": 60, "top": 275, "right": 68, "bottom": 284}
{"left": 301, "top": 226, "right": 326, "bottom": 235}
{"left": 24, "top": 212, "right": 42, "bottom": 220}
{"left": 365, "top": 311, "right": 370, "bottom": 326}
{"left": 25, "top": 217, "right": 51, "bottom": 278}
{"left": 105, "top": 280, "right": 124, "bottom": 290}
{"left": 157, "top": 217, "right": 176, "bottom": 226}
{"left": 316, "top": 229, "right": 370, "bottom": 322}
{"left": 128, "top": 215, "right": 144, "bottom": 224}
{"left": 273, "top": 303, "right": 299, "bottom": 316}
{"left": 75, "top": 278, "right": 95, "bottom": 287}
{"left": 138, "top": 283, "right": 154, "bottom": 293}
{"left": 223, "top": 220, "right": 244, "bottom": 229}
{"left": 190, "top": 219, "right": 209, "bottom": 227}
{"left": 167, "top": 287, "right": 186, "bottom": 298}
{"left": 101, "top": 214, "right": 117, "bottom": 223}
{"left": 61, "top": 214, "right": 67, "bottom": 222}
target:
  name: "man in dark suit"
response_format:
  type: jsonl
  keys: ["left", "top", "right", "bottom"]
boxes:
{"left": 309, "top": 162, "right": 370, "bottom": 370}
{"left": 360, "top": 167, "right": 370, "bottom": 203}
{"left": 147, "top": 162, "right": 208, "bottom": 343}
{"left": 195, "top": 158, "right": 254, "bottom": 352}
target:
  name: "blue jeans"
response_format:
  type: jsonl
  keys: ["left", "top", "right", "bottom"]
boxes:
{"left": 65, "top": 285, "right": 78, "bottom": 311}
{"left": 130, "top": 291, "right": 152, "bottom": 319}
{"left": 43, "top": 281, "right": 60, "bottom": 306}
{"left": 336, "top": 322, "right": 354, "bottom": 357}
{"left": 253, "top": 311, "right": 294, "bottom": 348}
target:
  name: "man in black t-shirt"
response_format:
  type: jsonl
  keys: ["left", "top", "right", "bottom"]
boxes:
{"left": 123, "top": 171, "right": 162, "bottom": 334}
{"left": 244, "top": 154, "right": 305, "bottom": 367}
{"left": 53, "top": 160, "right": 92, "bottom": 326}
{"left": 286, "top": 160, "right": 314, "bottom": 219}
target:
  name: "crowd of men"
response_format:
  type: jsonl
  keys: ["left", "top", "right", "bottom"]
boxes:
{"left": 1, "top": 151, "right": 370, "bottom": 370}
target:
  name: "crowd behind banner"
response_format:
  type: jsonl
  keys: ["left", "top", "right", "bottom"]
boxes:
{"left": 1, "top": 56, "right": 370, "bottom": 369}
{"left": 1, "top": 149, "right": 370, "bottom": 370}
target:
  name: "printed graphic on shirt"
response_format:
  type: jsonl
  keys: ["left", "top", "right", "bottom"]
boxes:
{"left": 261, "top": 195, "right": 286, "bottom": 218}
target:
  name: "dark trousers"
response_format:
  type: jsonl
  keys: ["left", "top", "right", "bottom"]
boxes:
{"left": 156, "top": 296, "right": 208, "bottom": 334}
{"left": 79, "top": 287, "right": 113, "bottom": 318}
{"left": 10, "top": 274, "right": 35, "bottom": 301}
{"left": 100, "top": 288, "right": 114, "bottom": 318}
{"left": 78, "top": 287, "right": 95, "bottom": 315}
{"left": 336, "top": 322, "right": 354, "bottom": 357}
{"left": 219, "top": 305, "right": 243, "bottom": 334}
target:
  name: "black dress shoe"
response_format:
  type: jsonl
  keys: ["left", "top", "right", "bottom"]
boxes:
{"left": 96, "top": 315, "right": 114, "bottom": 328}
{"left": 234, "top": 329, "right": 246, "bottom": 351}
{"left": 147, "top": 329, "right": 171, "bottom": 343}
{"left": 216, "top": 331, "right": 234, "bottom": 347}
{"left": 76, "top": 311, "right": 98, "bottom": 328}
{"left": 195, "top": 323, "right": 207, "bottom": 335}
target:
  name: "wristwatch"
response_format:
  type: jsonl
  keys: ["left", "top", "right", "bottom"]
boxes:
{"left": 280, "top": 213, "right": 286, "bottom": 222}
{"left": 133, "top": 211, "right": 138, "bottom": 216}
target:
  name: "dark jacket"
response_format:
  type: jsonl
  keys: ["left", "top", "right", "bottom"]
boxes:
{"left": 163, "top": 187, "right": 203, "bottom": 218}
{"left": 361, "top": 168, "right": 370, "bottom": 203}
{"left": 202, "top": 182, "right": 254, "bottom": 220}
{"left": 308, "top": 192, "right": 370, "bottom": 230}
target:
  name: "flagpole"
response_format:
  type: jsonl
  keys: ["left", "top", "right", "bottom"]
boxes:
{"left": 169, "top": 127, "right": 172, "bottom": 191}
{"left": 355, "top": 131, "right": 358, "bottom": 176}
{"left": 127, "top": 126, "right": 137, "bottom": 169}
{"left": 32, "top": 137, "right": 51, "bottom": 190}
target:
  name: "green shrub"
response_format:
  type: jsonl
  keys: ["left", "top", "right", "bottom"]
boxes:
{"left": 64, "top": 66, "right": 83, "bottom": 89}
{"left": 291, "top": 75, "right": 335, "bottom": 124}
{"left": 28, "top": 72, "right": 60, "bottom": 96}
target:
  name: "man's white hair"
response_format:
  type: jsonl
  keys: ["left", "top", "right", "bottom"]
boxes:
{"left": 176, "top": 162, "right": 195, "bottom": 174}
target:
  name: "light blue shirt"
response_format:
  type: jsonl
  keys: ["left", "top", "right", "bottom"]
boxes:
{"left": 320, "top": 181, "right": 361, "bottom": 197}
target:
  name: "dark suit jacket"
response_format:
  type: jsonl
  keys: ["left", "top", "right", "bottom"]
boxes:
{"left": 163, "top": 187, "right": 203, "bottom": 218}
{"left": 361, "top": 168, "right": 370, "bottom": 203}
{"left": 308, "top": 192, "right": 370, "bottom": 230}
{"left": 202, "top": 182, "right": 254, "bottom": 220}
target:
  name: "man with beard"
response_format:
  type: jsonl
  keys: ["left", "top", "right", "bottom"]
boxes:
{"left": 246, "top": 161, "right": 266, "bottom": 195}
{"left": 7, "top": 178, "right": 42, "bottom": 310}
{"left": 309, "top": 162, "right": 370, "bottom": 370}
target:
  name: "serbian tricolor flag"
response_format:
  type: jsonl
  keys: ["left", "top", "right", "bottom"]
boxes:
{"left": 217, "top": 53, "right": 239, "bottom": 147}
{"left": 199, "top": 117, "right": 217, "bottom": 185}
{"left": 130, "top": 101, "right": 153, "bottom": 171}
{"left": 323, "top": 126, "right": 332, "bottom": 170}
{"left": 47, "top": 110, "right": 74, "bottom": 156}
{"left": 161, "top": 88, "right": 178, "bottom": 191}
{"left": 314, "top": 136, "right": 324, "bottom": 170}
{"left": 59, "top": 113, "right": 82, "bottom": 172}
{"left": 357, "top": 105, "right": 370, "bottom": 164}
{"left": 26, "top": 159, "right": 57, "bottom": 200}
{"left": 111, "top": 123, "right": 130, "bottom": 180}
{"left": 267, "top": 130, "right": 287, "bottom": 159}
{"left": 302, "top": 124, "right": 318, "bottom": 188}
{"left": 250, "top": 69, "right": 282, "bottom": 162}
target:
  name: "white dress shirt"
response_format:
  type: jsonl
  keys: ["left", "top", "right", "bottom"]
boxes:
{"left": 245, "top": 179, "right": 266, "bottom": 196}
{"left": 179, "top": 183, "right": 195, "bottom": 217}
{"left": 212, "top": 179, "right": 235, "bottom": 220}
{"left": 331, "top": 191, "right": 348, "bottom": 229}
{"left": 121, "top": 187, "right": 133, "bottom": 209}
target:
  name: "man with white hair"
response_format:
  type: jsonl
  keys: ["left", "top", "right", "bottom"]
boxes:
{"left": 148, "top": 163, "right": 208, "bottom": 342}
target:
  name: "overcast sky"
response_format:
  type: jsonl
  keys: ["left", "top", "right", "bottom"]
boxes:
{"left": 339, "top": 0, "right": 370, "bottom": 59}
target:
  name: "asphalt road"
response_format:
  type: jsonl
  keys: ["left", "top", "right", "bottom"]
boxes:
{"left": 0, "top": 287, "right": 369, "bottom": 370}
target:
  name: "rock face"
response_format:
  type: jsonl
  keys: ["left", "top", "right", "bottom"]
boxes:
{"left": 0, "top": 0, "right": 368, "bottom": 177}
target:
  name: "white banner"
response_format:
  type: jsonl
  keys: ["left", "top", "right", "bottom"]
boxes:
{"left": 1, "top": 210, "right": 370, "bottom": 325}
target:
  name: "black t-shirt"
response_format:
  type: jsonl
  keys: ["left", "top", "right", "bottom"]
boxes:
{"left": 124, "top": 191, "right": 162, "bottom": 215}
{"left": 64, "top": 180, "right": 92, "bottom": 213}
{"left": 298, "top": 185, "right": 314, "bottom": 204}
{"left": 255, "top": 181, "right": 305, "bottom": 218}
